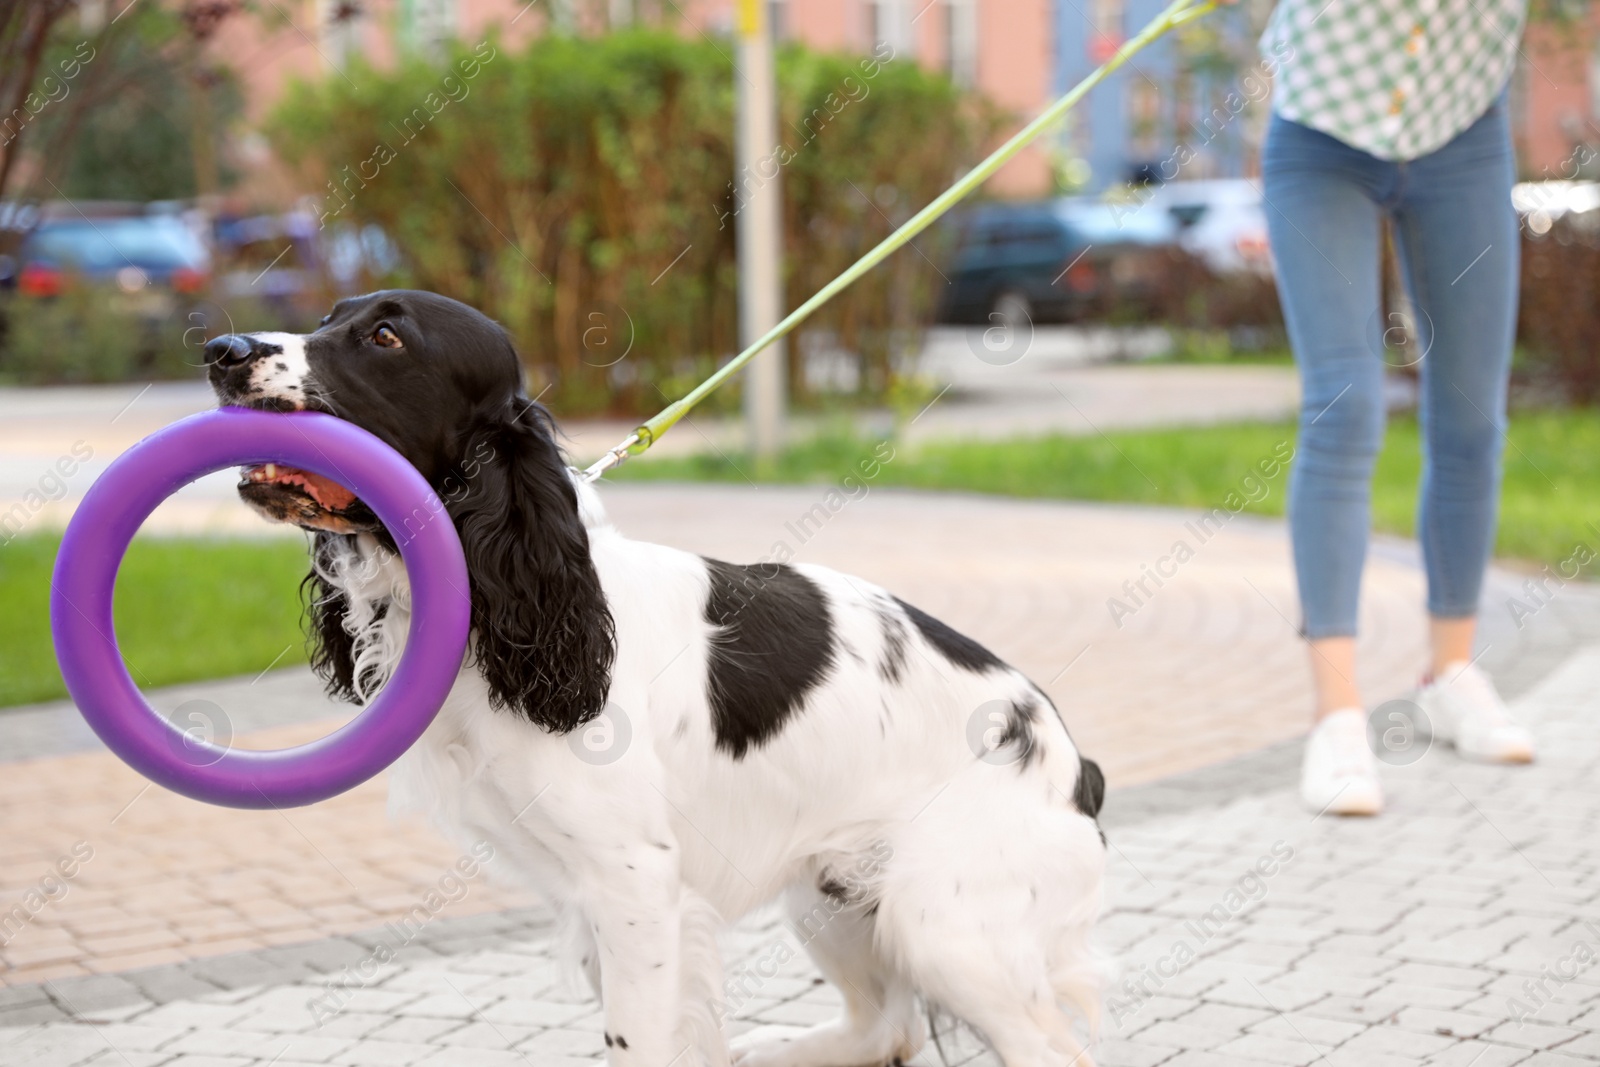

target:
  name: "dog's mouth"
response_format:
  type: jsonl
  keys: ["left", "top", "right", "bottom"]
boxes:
{"left": 242, "top": 463, "right": 357, "bottom": 509}
{"left": 238, "top": 462, "right": 373, "bottom": 533}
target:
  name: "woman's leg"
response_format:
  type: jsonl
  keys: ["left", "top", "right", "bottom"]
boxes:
{"left": 1262, "top": 115, "right": 1392, "bottom": 718}
{"left": 1306, "top": 638, "right": 1360, "bottom": 720}
{"left": 1430, "top": 617, "right": 1478, "bottom": 673}
{"left": 1392, "top": 100, "right": 1519, "bottom": 669}
{"left": 1391, "top": 100, "right": 1534, "bottom": 763}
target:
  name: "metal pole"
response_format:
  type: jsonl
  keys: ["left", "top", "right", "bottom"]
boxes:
{"left": 736, "top": 0, "right": 785, "bottom": 459}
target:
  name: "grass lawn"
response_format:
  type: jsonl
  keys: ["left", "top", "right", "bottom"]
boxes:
{"left": 1, "top": 534, "right": 312, "bottom": 708}
{"left": 615, "top": 410, "right": 1599, "bottom": 569}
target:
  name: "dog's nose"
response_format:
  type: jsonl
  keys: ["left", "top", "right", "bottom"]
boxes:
{"left": 204, "top": 334, "right": 256, "bottom": 368}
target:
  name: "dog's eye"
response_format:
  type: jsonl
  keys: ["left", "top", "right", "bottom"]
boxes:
{"left": 372, "top": 324, "right": 403, "bottom": 349}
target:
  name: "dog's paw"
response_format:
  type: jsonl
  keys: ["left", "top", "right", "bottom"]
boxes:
{"left": 730, "top": 1025, "right": 808, "bottom": 1067}
{"left": 729, "top": 1023, "right": 905, "bottom": 1067}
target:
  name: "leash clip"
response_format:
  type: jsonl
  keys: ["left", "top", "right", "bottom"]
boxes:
{"left": 581, "top": 433, "right": 642, "bottom": 482}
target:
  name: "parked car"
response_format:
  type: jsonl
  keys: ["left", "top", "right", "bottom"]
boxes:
{"left": 214, "top": 208, "right": 402, "bottom": 309}
{"left": 1512, "top": 180, "right": 1600, "bottom": 235}
{"left": 1139, "top": 178, "right": 1272, "bottom": 276}
{"left": 6, "top": 206, "right": 210, "bottom": 318}
{"left": 941, "top": 197, "right": 1175, "bottom": 326}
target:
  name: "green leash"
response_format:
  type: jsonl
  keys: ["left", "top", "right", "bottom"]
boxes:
{"left": 582, "top": 0, "right": 1217, "bottom": 482}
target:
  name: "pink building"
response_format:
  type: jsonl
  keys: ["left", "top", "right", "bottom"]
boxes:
{"left": 1514, "top": 8, "right": 1600, "bottom": 180}
{"left": 210, "top": 0, "right": 1057, "bottom": 202}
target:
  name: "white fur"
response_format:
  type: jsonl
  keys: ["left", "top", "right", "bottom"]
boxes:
{"left": 331, "top": 479, "right": 1106, "bottom": 1067}
{"left": 242, "top": 332, "right": 314, "bottom": 401}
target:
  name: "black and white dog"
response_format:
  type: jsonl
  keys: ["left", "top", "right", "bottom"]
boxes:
{"left": 205, "top": 290, "right": 1108, "bottom": 1067}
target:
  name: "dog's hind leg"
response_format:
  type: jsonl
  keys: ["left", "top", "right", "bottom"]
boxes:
{"left": 731, "top": 885, "right": 923, "bottom": 1067}
{"left": 881, "top": 900, "right": 1098, "bottom": 1067}
{"left": 873, "top": 774, "right": 1106, "bottom": 1067}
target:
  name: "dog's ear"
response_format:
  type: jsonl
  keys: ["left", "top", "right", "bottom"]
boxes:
{"left": 302, "top": 532, "right": 360, "bottom": 702}
{"left": 1074, "top": 757, "right": 1105, "bottom": 819}
{"left": 449, "top": 400, "right": 616, "bottom": 733}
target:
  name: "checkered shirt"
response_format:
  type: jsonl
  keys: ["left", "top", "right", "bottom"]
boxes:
{"left": 1260, "top": 0, "right": 1526, "bottom": 161}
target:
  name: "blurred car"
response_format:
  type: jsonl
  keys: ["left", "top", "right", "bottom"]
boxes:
{"left": 213, "top": 209, "right": 317, "bottom": 302}
{"left": 9, "top": 207, "right": 210, "bottom": 317}
{"left": 214, "top": 208, "right": 401, "bottom": 307}
{"left": 941, "top": 197, "right": 1176, "bottom": 326}
{"left": 1140, "top": 178, "right": 1272, "bottom": 276}
{"left": 1512, "top": 180, "right": 1600, "bottom": 235}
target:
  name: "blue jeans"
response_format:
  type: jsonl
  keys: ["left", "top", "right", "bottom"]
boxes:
{"left": 1262, "top": 102, "right": 1518, "bottom": 639}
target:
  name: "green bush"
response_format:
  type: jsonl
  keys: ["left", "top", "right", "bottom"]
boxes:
{"left": 0, "top": 289, "right": 302, "bottom": 386}
{"left": 0, "top": 288, "right": 198, "bottom": 384}
{"left": 268, "top": 31, "right": 991, "bottom": 415}
{"left": 1519, "top": 216, "right": 1600, "bottom": 405}
{"left": 1144, "top": 247, "right": 1286, "bottom": 344}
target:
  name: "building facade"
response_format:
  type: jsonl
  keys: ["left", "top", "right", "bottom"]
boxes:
{"left": 211, "top": 0, "right": 1600, "bottom": 204}
{"left": 1052, "top": 0, "right": 1600, "bottom": 193}
{"left": 1051, "top": 0, "right": 1265, "bottom": 192}
{"left": 1516, "top": 5, "right": 1600, "bottom": 181}
{"left": 209, "top": 0, "right": 1056, "bottom": 200}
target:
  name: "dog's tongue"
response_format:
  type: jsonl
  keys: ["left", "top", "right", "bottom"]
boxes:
{"left": 244, "top": 463, "right": 358, "bottom": 510}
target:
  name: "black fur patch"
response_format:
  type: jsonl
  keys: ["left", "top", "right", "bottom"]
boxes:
{"left": 703, "top": 559, "right": 835, "bottom": 759}
{"left": 818, "top": 875, "right": 851, "bottom": 901}
{"left": 1075, "top": 757, "right": 1105, "bottom": 818}
{"left": 894, "top": 597, "right": 1004, "bottom": 674}
{"left": 453, "top": 401, "right": 616, "bottom": 733}
{"left": 876, "top": 600, "right": 909, "bottom": 683}
{"left": 1000, "top": 698, "right": 1040, "bottom": 769}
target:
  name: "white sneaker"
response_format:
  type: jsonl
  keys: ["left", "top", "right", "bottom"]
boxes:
{"left": 1416, "top": 660, "right": 1535, "bottom": 764}
{"left": 1301, "top": 708, "right": 1384, "bottom": 816}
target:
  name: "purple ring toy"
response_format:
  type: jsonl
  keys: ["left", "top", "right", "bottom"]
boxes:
{"left": 50, "top": 407, "right": 471, "bottom": 809}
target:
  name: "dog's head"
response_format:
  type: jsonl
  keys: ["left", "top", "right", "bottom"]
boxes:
{"left": 207, "top": 290, "right": 615, "bottom": 732}
{"left": 206, "top": 290, "right": 524, "bottom": 533}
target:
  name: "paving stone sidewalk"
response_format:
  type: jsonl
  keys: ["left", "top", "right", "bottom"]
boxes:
{"left": 1, "top": 485, "right": 1474, "bottom": 990}
{"left": 4, "top": 644, "right": 1599, "bottom": 1067}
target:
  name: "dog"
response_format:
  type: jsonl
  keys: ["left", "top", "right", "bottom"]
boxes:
{"left": 205, "top": 290, "right": 1109, "bottom": 1067}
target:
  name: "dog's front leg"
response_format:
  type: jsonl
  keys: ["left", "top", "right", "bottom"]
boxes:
{"left": 585, "top": 847, "right": 692, "bottom": 1067}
